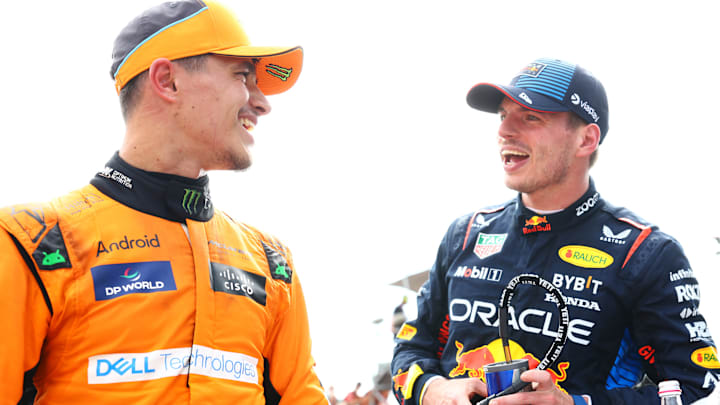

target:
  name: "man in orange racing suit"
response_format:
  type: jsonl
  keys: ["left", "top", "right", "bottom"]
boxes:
{"left": 0, "top": 1, "right": 327, "bottom": 404}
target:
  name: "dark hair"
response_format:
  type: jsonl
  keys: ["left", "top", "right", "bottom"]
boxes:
{"left": 118, "top": 54, "right": 209, "bottom": 120}
{"left": 567, "top": 112, "right": 599, "bottom": 167}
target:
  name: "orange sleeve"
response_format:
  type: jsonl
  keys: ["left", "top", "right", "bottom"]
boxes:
{"left": 266, "top": 260, "right": 327, "bottom": 404}
{"left": 0, "top": 229, "right": 51, "bottom": 403}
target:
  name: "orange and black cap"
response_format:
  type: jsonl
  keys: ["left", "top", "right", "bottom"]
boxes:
{"left": 111, "top": 0, "right": 302, "bottom": 95}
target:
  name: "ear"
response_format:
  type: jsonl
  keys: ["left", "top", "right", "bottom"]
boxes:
{"left": 576, "top": 123, "right": 601, "bottom": 159}
{"left": 147, "top": 58, "right": 178, "bottom": 102}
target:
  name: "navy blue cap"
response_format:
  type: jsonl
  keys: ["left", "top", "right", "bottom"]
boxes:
{"left": 467, "top": 58, "right": 609, "bottom": 143}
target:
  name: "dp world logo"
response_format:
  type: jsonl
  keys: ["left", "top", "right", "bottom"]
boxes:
{"left": 90, "top": 261, "right": 176, "bottom": 301}
{"left": 120, "top": 268, "right": 141, "bottom": 282}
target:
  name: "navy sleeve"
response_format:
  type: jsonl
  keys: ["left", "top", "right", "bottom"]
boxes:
{"left": 598, "top": 233, "right": 718, "bottom": 403}
{"left": 391, "top": 217, "right": 468, "bottom": 405}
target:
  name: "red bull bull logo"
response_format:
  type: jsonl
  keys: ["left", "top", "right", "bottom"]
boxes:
{"left": 393, "top": 369, "right": 409, "bottom": 392}
{"left": 523, "top": 216, "right": 551, "bottom": 234}
{"left": 449, "top": 339, "right": 569, "bottom": 392}
{"left": 525, "top": 216, "right": 548, "bottom": 227}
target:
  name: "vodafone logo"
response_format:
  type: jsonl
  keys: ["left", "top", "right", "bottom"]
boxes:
{"left": 571, "top": 94, "right": 581, "bottom": 105}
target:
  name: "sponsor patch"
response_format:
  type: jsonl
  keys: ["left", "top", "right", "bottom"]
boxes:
{"left": 680, "top": 307, "right": 700, "bottom": 319}
{"left": 703, "top": 371, "right": 720, "bottom": 389}
{"left": 670, "top": 268, "right": 695, "bottom": 282}
{"left": 523, "top": 215, "right": 551, "bottom": 234}
{"left": 474, "top": 233, "right": 507, "bottom": 259}
{"left": 393, "top": 369, "right": 409, "bottom": 393}
{"left": 686, "top": 321, "right": 713, "bottom": 342}
{"left": 210, "top": 262, "right": 267, "bottom": 306}
{"left": 558, "top": 245, "right": 613, "bottom": 269}
{"left": 520, "top": 62, "right": 546, "bottom": 78}
{"left": 87, "top": 345, "right": 258, "bottom": 384}
{"left": 449, "top": 298, "right": 594, "bottom": 346}
{"left": 692, "top": 347, "right": 720, "bottom": 369}
{"left": 676, "top": 284, "right": 700, "bottom": 303}
{"left": 32, "top": 223, "right": 72, "bottom": 270}
{"left": 91, "top": 261, "right": 176, "bottom": 301}
{"left": 552, "top": 273, "right": 603, "bottom": 295}
{"left": 396, "top": 324, "right": 417, "bottom": 341}
{"left": 638, "top": 345, "right": 656, "bottom": 364}
{"left": 96, "top": 234, "right": 161, "bottom": 257}
{"left": 575, "top": 192, "right": 600, "bottom": 217}
{"left": 454, "top": 265, "right": 503, "bottom": 282}
{"left": 600, "top": 225, "right": 630, "bottom": 245}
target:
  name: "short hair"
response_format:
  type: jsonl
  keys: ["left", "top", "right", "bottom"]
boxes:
{"left": 118, "top": 54, "right": 209, "bottom": 120}
{"left": 567, "top": 112, "right": 599, "bottom": 168}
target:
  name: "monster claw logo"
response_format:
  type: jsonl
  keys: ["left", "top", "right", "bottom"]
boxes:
{"left": 120, "top": 268, "right": 141, "bottom": 282}
{"left": 41, "top": 249, "right": 66, "bottom": 266}
{"left": 182, "top": 189, "right": 203, "bottom": 215}
{"left": 265, "top": 64, "right": 292, "bottom": 81}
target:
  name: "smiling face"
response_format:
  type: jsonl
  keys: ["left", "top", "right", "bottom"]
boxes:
{"left": 496, "top": 98, "right": 584, "bottom": 200}
{"left": 174, "top": 54, "right": 271, "bottom": 172}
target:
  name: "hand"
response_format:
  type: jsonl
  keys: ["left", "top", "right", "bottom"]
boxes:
{"left": 422, "top": 377, "right": 487, "bottom": 405}
{"left": 488, "top": 369, "right": 577, "bottom": 405}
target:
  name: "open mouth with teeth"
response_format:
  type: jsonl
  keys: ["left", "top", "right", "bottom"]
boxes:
{"left": 239, "top": 117, "right": 255, "bottom": 131}
{"left": 502, "top": 150, "right": 530, "bottom": 166}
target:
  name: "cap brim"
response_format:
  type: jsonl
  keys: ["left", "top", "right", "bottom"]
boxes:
{"left": 467, "top": 83, "right": 569, "bottom": 114}
{"left": 213, "top": 45, "right": 303, "bottom": 95}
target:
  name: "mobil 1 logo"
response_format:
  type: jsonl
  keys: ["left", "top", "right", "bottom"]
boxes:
{"left": 210, "top": 262, "right": 267, "bottom": 306}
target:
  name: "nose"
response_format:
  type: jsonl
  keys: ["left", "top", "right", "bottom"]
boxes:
{"left": 498, "top": 114, "right": 516, "bottom": 140}
{"left": 249, "top": 85, "right": 272, "bottom": 116}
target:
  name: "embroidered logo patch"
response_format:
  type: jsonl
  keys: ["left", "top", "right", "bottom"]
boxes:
{"left": 474, "top": 233, "right": 507, "bottom": 259}
{"left": 91, "top": 261, "right": 176, "bottom": 301}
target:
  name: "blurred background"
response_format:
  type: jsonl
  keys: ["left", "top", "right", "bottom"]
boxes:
{"left": 1, "top": 1, "right": 718, "bottom": 402}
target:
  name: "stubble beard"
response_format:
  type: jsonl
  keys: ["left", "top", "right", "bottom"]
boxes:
{"left": 505, "top": 145, "right": 573, "bottom": 196}
{"left": 216, "top": 149, "right": 252, "bottom": 172}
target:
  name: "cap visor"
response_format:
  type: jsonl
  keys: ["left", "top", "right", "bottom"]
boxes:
{"left": 467, "top": 83, "right": 568, "bottom": 114}
{"left": 213, "top": 45, "right": 303, "bottom": 95}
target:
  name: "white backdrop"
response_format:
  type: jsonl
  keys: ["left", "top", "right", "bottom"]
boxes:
{"left": 1, "top": 0, "right": 718, "bottom": 398}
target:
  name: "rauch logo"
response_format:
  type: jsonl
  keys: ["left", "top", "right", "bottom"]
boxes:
{"left": 91, "top": 261, "right": 176, "bottom": 301}
{"left": 558, "top": 245, "right": 613, "bottom": 269}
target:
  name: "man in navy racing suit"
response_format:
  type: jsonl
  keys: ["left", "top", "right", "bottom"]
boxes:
{"left": 390, "top": 58, "right": 718, "bottom": 404}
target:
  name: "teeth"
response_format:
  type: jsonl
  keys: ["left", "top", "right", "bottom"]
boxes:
{"left": 240, "top": 117, "right": 254, "bottom": 131}
{"left": 501, "top": 150, "right": 529, "bottom": 157}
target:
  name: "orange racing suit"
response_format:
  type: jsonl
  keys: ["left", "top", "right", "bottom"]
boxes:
{"left": 0, "top": 153, "right": 327, "bottom": 404}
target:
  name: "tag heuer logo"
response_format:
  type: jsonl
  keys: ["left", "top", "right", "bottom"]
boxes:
{"left": 474, "top": 233, "right": 507, "bottom": 259}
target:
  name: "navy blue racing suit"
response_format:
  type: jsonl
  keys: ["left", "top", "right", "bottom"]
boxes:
{"left": 391, "top": 180, "right": 718, "bottom": 404}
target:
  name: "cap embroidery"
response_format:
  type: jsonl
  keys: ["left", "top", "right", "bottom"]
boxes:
{"left": 265, "top": 64, "right": 292, "bottom": 81}
{"left": 520, "top": 62, "right": 546, "bottom": 78}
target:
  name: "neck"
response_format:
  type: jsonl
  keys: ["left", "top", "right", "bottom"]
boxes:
{"left": 521, "top": 174, "right": 590, "bottom": 211}
{"left": 120, "top": 115, "right": 204, "bottom": 179}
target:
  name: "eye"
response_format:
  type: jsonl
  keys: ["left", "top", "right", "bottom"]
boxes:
{"left": 525, "top": 113, "right": 541, "bottom": 122}
{"left": 235, "top": 71, "right": 250, "bottom": 83}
